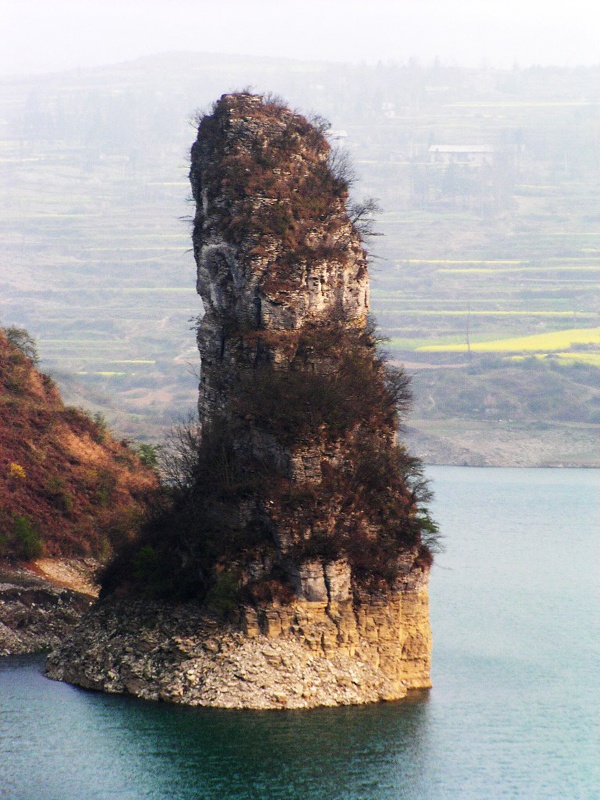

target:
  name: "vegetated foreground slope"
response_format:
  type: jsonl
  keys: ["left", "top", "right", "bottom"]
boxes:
{"left": 0, "top": 56, "right": 598, "bottom": 463}
{"left": 0, "top": 328, "right": 157, "bottom": 560}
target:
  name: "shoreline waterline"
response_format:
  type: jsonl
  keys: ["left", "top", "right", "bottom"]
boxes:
{"left": 1, "top": 466, "right": 598, "bottom": 800}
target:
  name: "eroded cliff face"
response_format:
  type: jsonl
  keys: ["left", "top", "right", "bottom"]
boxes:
{"left": 186, "top": 93, "right": 432, "bottom": 586}
{"left": 47, "top": 93, "right": 433, "bottom": 707}
{"left": 190, "top": 93, "right": 369, "bottom": 422}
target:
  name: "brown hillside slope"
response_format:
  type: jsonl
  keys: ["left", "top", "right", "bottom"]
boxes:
{"left": 0, "top": 328, "right": 157, "bottom": 559}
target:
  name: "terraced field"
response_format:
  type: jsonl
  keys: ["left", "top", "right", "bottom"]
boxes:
{"left": 417, "top": 326, "right": 599, "bottom": 353}
{"left": 1, "top": 56, "right": 598, "bottom": 462}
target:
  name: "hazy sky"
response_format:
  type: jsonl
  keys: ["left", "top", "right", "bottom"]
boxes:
{"left": 0, "top": 0, "right": 596, "bottom": 76}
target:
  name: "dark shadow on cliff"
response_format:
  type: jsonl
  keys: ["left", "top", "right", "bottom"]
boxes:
{"left": 100, "top": 321, "right": 439, "bottom": 607}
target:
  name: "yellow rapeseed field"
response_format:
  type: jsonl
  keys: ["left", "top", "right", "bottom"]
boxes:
{"left": 509, "top": 353, "right": 600, "bottom": 367}
{"left": 554, "top": 353, "right": 600, "bottom": 367}
{"left": 417, "top": 327, "right": 600, "bottom": 353}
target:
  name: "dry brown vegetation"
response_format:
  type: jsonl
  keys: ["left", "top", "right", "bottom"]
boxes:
{"left": 0, "top": 328, "right": 158, "bottom": 560}
{"left": 101, "top": 320, "right": 437, "bottom": 605}
{"left": 191, "top": 93, "right": 362, "bottom": 306}
{"left": 100, "top": 94, "right": 438, "bottom": 608}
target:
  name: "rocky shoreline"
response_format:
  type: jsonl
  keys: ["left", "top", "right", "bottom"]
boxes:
{"left": 406, "top": 420, "right": 600, "bottom": 468}
{"left": 46, "top": 572, "right": 431, "bottom": 710}
{"left": 0, "top": 562, "right": 95, "bottom": 656}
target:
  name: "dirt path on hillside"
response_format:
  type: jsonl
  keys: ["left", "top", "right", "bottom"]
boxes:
{"left": 30, "top": 559, "right": 100, "bottom": 597}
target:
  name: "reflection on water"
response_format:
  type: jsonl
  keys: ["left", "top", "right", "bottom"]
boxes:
{"left": 1, "top": 467, "right": 599, "bottom": 800}
{"left": 0, "top": 655, "right": 431, "bottom": 800}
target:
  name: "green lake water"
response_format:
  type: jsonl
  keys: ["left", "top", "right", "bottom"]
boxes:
{"left": 1, "top": 467, "right": 598, "bottom": 799}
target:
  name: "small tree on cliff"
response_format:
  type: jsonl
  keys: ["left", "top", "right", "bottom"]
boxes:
{"left": 5, "top": 326, "right": 39, "bottom": 365}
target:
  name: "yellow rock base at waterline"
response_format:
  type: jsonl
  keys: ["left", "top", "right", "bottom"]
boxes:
{"left": 46, "top": 573, "right": 431, "bottom": 710}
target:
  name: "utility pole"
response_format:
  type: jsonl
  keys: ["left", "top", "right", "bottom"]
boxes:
{"left": 466, "top": 301, "right": 472, "bottom": 362}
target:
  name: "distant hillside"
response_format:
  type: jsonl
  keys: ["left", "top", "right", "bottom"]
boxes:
{"left": 0, "top": 327, "right": 157, "bottom": 559}
{"left": 412, "top": 356, "right": 600, "bottom": 424}
{"left": 0, "top": 54, "right": 598, "bottom": 463}
{"left": 404, "top": 355, "right": 600, "bottom": 467}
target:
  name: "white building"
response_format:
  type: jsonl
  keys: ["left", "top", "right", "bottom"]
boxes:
{"left": 428, "top": 145, "right": 495, "bottom": 167}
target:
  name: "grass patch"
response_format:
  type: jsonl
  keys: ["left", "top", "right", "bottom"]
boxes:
{"left": 509, "top": 353, "right": 600, "bottom": 367}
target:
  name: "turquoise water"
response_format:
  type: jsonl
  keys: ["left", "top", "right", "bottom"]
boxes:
{"left": 1, "top": 467, "right": 598, "bottom": 800}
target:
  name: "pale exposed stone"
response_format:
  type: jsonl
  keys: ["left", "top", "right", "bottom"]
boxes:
{"left": 46, "top": 581, "right": 431, "bottom": 709}
{"left": 287, "top": 561, "right": 328, "bottom": 602}
{"left": 324, "top": 560, "right": 351, "bottom": 602}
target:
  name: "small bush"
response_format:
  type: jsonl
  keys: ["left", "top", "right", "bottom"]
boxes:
{"left": 205, "top": 569, "right": 242, "bottom": 617}
{"left": 133, "top": 544, "right": 161, "bottom": 584}
{"left": 160, "top": 415, "right": 202, "bottom": 490}
{"left": 92, "top": 412, "right": 109, "bottom": 443}
{"left": 45, "top": 477, "right": 74, "bottom": 515}
{"left": 8, "top": 463, "right": 26, "bottom": 481}
{"left": 1, "top": 515, "right": 44, "bottom": 561}
{"left": 133, "top": 442, "right": 162, "bottom": 470}
{"left": 91, "top": 468, "right": 117, "bottom": 506}
{"left": 63, "top": 406, "right": 97, "bottom": 436}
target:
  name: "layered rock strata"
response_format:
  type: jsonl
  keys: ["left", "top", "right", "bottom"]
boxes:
{"left": 47, "top": 569, "right": 430, "bottom": 709}
{"left": 190, "top": 93, "right": 370, "bottom": 423}
{"left": 47, "top": 93, "right": 433, "bottom": 707}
